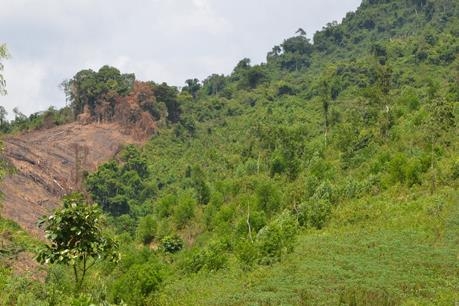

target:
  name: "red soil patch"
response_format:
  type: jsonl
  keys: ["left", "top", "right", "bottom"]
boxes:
{"left": 0, "top": 122, "right": 144, "bottom": 237}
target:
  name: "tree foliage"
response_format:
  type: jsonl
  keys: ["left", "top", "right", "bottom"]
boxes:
{"left": 37, "top": 193, "right": 119, "bottom": 290}
{"left": 2, "top": 0, "right": 459, "bottom": 304}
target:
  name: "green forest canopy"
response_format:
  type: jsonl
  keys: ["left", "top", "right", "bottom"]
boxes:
{"left": 0, "top": 0, "right": 458, "bottom": 304}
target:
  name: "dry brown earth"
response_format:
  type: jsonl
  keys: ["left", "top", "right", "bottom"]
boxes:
{"left": 0, "top": 122, "right": 142, "bottom": 237}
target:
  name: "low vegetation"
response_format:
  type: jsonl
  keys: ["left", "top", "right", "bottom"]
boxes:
{"left": 0, "top": 0, "right": 458, "bottom": 304}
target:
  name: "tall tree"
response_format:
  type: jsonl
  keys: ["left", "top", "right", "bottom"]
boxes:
{"left": 203, "top": 74, "right": 226, "bottom": 96}
{"left": 318, "top": 66, "right": 339, "bottom": 146}
{"left": 183, "top": 78, "right": 201, "bottom": 99}
{"left": 374, "top": 58, "right": 393, "bottom": 138}
{"left": 320, "top": 78, "right": 331, "bottom": 146}
{"left": 279, "top": 36, "right": 313, "bottom": 71}
{"left": 295, "top": 28, "right": 306, "bottom": 36}
{"left": 426, "top": 95, "right": 455, "bottom": 193}
{"left": 153, "top": 82, "right": 180, "bottom": 123}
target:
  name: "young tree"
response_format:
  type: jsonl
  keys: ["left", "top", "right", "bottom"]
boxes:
{"left": 374, "top": 59, "right": 393, "bottom": 138}
{"left": 320, "top": 78, "right": 331, "bottom": 146}
{"left": 426, "top": 96, "right": 455, "bottom": 193}
{"left": 318, "top": 66, "right": 339, "bottom": 146}
{"left": 37, "top": 193, "right": 120, "bottom": 291}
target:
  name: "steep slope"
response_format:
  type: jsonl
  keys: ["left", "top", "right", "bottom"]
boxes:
{"left": 0, "top": 122, "right": 142, "bottom": 236}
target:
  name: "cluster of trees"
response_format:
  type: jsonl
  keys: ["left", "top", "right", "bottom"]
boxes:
{"left": 62, "top": 66, "right": 134, "bottom": 118}
{"left": 61, "top": 66, "right": 181, "bottom": 138}
{"left": 0, "top": 0, "right": 457, "bottom": 304}
{"left": 267, "top": 30, "right": 314, "bottom": 71}
{"left": 85, "top": 145, "right": 155, "bottom": 218}
{"left": 0, "top": 106, "right": 74, "bottom": 133}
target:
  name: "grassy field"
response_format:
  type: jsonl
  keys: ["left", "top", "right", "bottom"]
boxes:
{"left": 155, "top": 187, "right": 458, "bottom": 305}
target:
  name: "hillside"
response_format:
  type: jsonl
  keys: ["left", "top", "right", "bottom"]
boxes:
{"left": 0, "top": 0, "right": 458, "bottom": 304}
{"left": 1, "top": 122, "right": 142, "bottom": 236}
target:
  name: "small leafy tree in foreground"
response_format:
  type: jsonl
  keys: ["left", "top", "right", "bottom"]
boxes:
{"left": 37, "top": 193, "right": 120, "bottom": 291}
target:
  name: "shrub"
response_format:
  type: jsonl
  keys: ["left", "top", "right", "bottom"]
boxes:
{"left": 136, "top": 215, "right": 157, "bottom": 244}
{"left": 384, "top": 153, "right": 425, "bottom": 187}
{"left": 181, "top": 242, "right": 228, "bottom": 273}
{"left": 235, "top": 239, "right": 258, "bottom": 269}
{"left": 256, "top": 179, "right": 282, "bottom": 214}
{"left": 155, "top": 195, "right": 176, "bottom": 218}
{"left": 297, "top": 199, "right": 332, "bottom": 229}
{"left": 111, "top": 261, "right": 164, "bottom": 305}
{"left": 311, "top": 180, "right": 334, "bottom": 203}
{"left": 255, "top": 211, "right": 298, "bottom": 265}
{"left": 160, "top": 235, "right": 184, "bottom": 253}
{"left": 173, "top": 192, "right": 196, "bottom": 229}
{"left": 236, "top": 210, "right": 267, "bottom": 237}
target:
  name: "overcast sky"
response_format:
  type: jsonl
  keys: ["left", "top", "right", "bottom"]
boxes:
{"left": 0, "top": 0, "right": 361, "bottom": 120}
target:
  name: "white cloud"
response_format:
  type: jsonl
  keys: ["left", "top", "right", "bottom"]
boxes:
{"left": 0, "top": 59, "right": 48, "bottom": 120}
{"left": 0, "top": 0, "right": 362, "bottom": 119}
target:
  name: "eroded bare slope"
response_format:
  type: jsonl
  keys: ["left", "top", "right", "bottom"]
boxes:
{"left": 0, "top": 122, "right": 142, "bottom": 236}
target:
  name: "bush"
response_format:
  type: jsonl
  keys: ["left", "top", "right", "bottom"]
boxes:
{"left": 173, "top": 192, "right": 196, "bottom": 229}
{"left": 235, "top": 239, "right": 258, "bottom": 269}
{"left": 155, "top": 195, "right": 176, "bottom": 218}
{"left": 297, "top": 200, "right": 332, "bottom": 229}
{"left": 270, "top": 153, "right": 286, "bottom": 177}
{"left": 384, "top": 153, "right": 425, "bottom": 187}
{"left": 256, "top": 179, "right": 282, "bottom": 214}
{"left": 136, "top": 215, "right": 157, "bottom": 244}
{"left": 160, "top": 235, "right": 184, "bottom": 253}
{"left": 451, "top": 160, "right": 459, "bottom": 180}
{"left": 236, "top": 210, "right": 267, "bottom": 237}
{"left": 181, "top": 242, "right": 228, "bottom": 273}
{"left": 111, "top": 261, "right": 164, "bottom": 305}
{"left": 255, "top": 211, "right": 298, "bottom": 265}
{"left": 311, "top": 180, "right": 334, "bottom": 203}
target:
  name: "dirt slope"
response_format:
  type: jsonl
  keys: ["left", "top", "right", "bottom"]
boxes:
{"left": 0, "top": 122, "right": 142, "bottom": 237}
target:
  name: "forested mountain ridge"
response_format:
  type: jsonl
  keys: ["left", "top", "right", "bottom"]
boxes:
{"left": 0, "top": 0, "right": 458, "bottom": 304}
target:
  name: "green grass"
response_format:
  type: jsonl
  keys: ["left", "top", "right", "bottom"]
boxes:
{"left": 155, "top": 188, "right": 459, "bottom": 305}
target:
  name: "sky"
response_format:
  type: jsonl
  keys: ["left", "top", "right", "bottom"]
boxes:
{"left": 0, "top": 0, "right": 361, "bottom": 120}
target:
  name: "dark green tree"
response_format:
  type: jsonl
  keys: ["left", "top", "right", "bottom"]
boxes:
{"left": 276, "top": 35, "right": 313, "bottom": 71}
{"left": 152, "top": 82, "right": 181, "bottom": 123}
{"left": 267, "top": 45, "right": 282, "bottom": 62}
{"left": 239, "top": 66, "right": 268, "bottom": 89}
{"left": 183, "top": 78, "right": 201, "bottom": 99}
{"left": 281, "top": 35, "right": 312, "bottom": 55}
{"left": 232, "top": 58, "right": 251, "bottom": 81}
{"left": 295, "top": 28, "right": 306, "bottom": 36}
{"left": 203, "top": 74, "right": 226, "bottom": 96}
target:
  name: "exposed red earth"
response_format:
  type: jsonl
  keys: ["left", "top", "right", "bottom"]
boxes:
{"left": 1, "top": 122, "right": 143, "bottom": 237}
